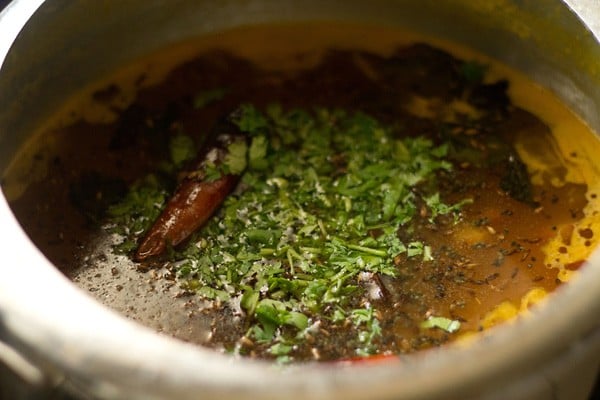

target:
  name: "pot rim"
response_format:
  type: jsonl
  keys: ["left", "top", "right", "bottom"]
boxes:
{"left": 0, "top": 1, "right": 599, "bottom": 399}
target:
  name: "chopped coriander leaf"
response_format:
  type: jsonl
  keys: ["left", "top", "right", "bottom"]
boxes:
{"left": 203, "top": 162, "right": 223, "bottom": 182}
{"left": 223, "top": 140, "right": 247, "bottom": 175}
{"left": 269, "top": 342, "right": 293, "bottom": 356}
{"left": 107, "top": 174, "right": 169, "bottom": 254}
{"left": 248, "top": 135, "right": 269, "bottom": 170}
{"left": 233, "top": 104, "right": 269, "bottom": 135}
{"left": 192, "top": 87, "right": 228, "bottom": 109}
{"left": 424, "top": 192, "right": 473, "bottom": 223}
{"left": 421, "top": 316, "right": 461, "bottom": 333}
{"left": 350, "top": 307, "right": 382, "bottom": 356}
{"left": 169, "top": 133, "right": 196, "bottom": 167}
{"left": 109, "top": 105, "right": 473, "bottom": 359}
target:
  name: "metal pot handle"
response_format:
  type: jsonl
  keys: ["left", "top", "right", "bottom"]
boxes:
{"left": 0, "top": 337, "right": 46, "bottom": 386}
{"left": 0, "top": 313, "right": 50, "bottom": 388}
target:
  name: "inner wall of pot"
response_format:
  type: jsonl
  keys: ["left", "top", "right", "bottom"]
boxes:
{"left": 1, "top": 0, "right": 600, "bottom": 179}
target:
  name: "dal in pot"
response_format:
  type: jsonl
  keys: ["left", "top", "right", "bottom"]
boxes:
{"left": 3, "top": 23, "right": 600, "bottom": 363}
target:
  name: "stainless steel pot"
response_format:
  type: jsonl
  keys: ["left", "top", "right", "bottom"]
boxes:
{"left": 0, "top": 1, "right": 599, "bottom": 399}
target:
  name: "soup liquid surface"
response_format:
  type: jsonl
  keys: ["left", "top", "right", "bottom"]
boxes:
{"left": 4, "top": 23, "right": 600, "bottom": 362}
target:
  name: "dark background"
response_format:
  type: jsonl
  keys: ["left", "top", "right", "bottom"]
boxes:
{"left": 0, "top": 0, "right": 598, "bottom": 399}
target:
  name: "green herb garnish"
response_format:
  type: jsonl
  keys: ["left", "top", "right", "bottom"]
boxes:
{"left": 192, "top": 87, "right": 228, "bottom": 109}
{"left": 110, "top": 105, "right": 471, "bottom": 360}
{"left": 223, "top": 140, "right": 248, "bottom": 175}
{"left": 420, "top": 316, "right": 461, "bottom": 333}
{"left": 107, "top": 174, "right": 169, "bottom": 253}
{"left": 169, "top": 133, "right": 196, "bottom": 167}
